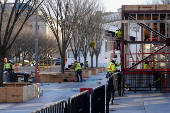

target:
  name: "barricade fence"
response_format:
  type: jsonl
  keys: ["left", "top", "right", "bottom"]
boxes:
{"left": 124, "top": 71, "right": 170, "bottom": 93}
{"left": 68, "top": 90, "right": 90, "bottom": 113}
{"left": 91, "top": 85, "right": 105, "bottom": 113}
{"left": 32, "top": 100, "right": 67, "bottom": 113}
{"left": 32, "top": 72, "right": 123, "bottom": 113}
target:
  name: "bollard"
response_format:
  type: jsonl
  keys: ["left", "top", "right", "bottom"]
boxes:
{"left": 37, "top": 67, "right": 39, "bottom": 83}
{"left": 164, "top": 69, "right": 167, "bottom": 92}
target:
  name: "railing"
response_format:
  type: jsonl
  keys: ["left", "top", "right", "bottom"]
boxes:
{"left": 32, "top": 100, "right": 67, "bottom": 113}
{"left": 124, "top": 71, "right": 170, "bottom": 93}
{"left": 68, "top": 90, "right": 90, "bottom": 113}
{"left": 32, "top": 72, "right": 123, "bottom": 113}
{"left": 106, "top": 72, "right": 123, "bottom": 113}
{"left": 91, "top": 85, "right": 105, "bottom": 113}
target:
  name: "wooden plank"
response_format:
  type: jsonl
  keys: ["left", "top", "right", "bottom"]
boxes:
{"left": 7, "top": 87, "right": 23, "bottom": 102}
{"left": 0, "top": 88, "right": 7, "bottom": 102}
{"left": 157, "top": 5, "right": 170, "bottom": 10}
{"left": 82, "top": 70, "right": 91, "bottom": 78}
{"left": 124, "top": 5, "right": 170, "bottom": 11}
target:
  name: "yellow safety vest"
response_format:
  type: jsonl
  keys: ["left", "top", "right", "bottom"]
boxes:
{"left": 115, "top": 30, "right": 121, "bottom": 38}
{"left": 75, "top": 63, "right": 82, "bottom": 71}
{"left": 107, "top": 62, "right": 116, "bottom": 72}
{"left": 5, "top": 63, "right": 11, "bottom": 69}
{"left": 12, "top": 64, "right": 15, "bottom": 69}
{"left": 144, "top": 64, "right": 150, "bottom": 69}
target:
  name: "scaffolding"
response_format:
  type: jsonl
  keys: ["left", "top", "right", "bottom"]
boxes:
{"left": 121, "top": 4, "right": 170, "bottom": 71}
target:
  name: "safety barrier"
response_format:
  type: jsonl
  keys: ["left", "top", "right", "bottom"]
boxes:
{"left": 124, "top": 71, "right": 170, "bottom": 93}
{"left": 91, "top": 85, "right": 105, "bottom": 113}
{"left": 32, "top": 100, "right": 67, "bottom": 113}
{"left": 68, "top": 90, "right": 90, "bottom": 113}
{"left": 32, "top": 72, "right": 123, "bottom": 113}
{"left": 39, "top": 60, "right": 52, "bottom": 72}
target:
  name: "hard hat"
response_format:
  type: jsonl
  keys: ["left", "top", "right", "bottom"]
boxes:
{"left": 9, "top": 60, "right": 12, "bottom": 63}
{"left": 112, "top": 58, "right": 116, "bottom": 61}
{"left": 111, "top": 58, "right": 116, "bottom": 63}
{"left": 74, "top": 60, "right": 77, "bottom": 62}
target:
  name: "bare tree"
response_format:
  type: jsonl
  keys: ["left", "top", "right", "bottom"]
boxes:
{"left": 39, "top": 0, "right": 74, "bottom": 73}
{"left": 0, "top": 0, "right": 44, "bottom": 87}
{"left": 144, "top": 0, "right": 170, "bottom": 4}
{"left": 38, "top": 33, "right": 58, "bottom": 60}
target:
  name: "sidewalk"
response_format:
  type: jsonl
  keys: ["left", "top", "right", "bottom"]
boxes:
{"left": 110, "top": 91, "right": 170, "bottom": 113}
{"left": 0, "top": 72, "right": 107, "bottom": 113}
{"left": 1, "top": 72, "right": 170, "bottom": 113}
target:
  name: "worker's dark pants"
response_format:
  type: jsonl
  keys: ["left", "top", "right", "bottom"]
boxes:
{"left": 76, "top": 70, "right": 82, "bottom": 82}
{"left": 5, "top": 69, "right": 12, "bottom": 74}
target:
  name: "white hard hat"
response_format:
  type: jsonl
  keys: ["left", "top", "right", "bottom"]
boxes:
{"left": 9, "top": 60, "right": 13, "bottom": 63}
{"left": 112, "top": 58, "right": 116, "bottom": 61}
{"left": 74, "top": 60, "right": 77, "bottom": 62}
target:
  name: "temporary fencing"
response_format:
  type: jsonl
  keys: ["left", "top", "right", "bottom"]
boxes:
{"left": 68, "top": 90, "right": 90, "bottom": 113}
{"left": 32, "top": 73, "right": 122, "bottom": 113}
{"left": 91, "top": 85, "right": 105, "bottom": 113}
{"left": 124, "top": 71, "right": 170, "bottom": 93}
{"left": 32, "top": 100, "right": 67, "bottom": 113}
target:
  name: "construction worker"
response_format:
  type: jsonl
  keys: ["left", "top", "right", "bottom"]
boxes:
{"left": 86, "top": 61, "right": 88, "bottom": 67}
{"left": 5, "top": 60, "right": 13, "bottom": 74}
{"left": 115, "top": 28, "right": 121, "bottom": 50}
{"left": 69, "top": 60, "right": 82, "bottom": 82}
{"left": 152, "top": 59, "right": 158, "bottom": 69}
{"left": 106, "top": 58, "right": 121, "bottom": 78}
{"left": 144, "top": 62, "right": 150, "bottom": 69}
{"left": 32, "top": 61, "right": 36, "bottom": 66}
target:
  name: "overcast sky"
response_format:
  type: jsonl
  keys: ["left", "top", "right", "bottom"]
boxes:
{"left": 103, "top": 0, "right": 144, "bottom": 12}
{"left": 7, "top": 0, "right": 146, "bottom": 12}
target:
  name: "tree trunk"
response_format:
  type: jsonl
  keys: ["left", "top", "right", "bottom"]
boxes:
{"left": 16, "top": 56, "right": 17, "bottom": 63}
{"left": 91, "top": 55, "right": 93, "bottom": 68}
{"left": 19, "top": 54, "right": 20, "bottom": 63}
{"left": 61, "top": 53, "right": 65, "bottom": 74}
{"left": 0, "top": 55, "right": 4, "bottom": 87}
{"left": 96, "top": 55, "right": 98, "bottom": 67}
{"left": 22, "top": 56, "right": 25, "bottom": 66}
{"left": 84, "top": 56, "right": 87, "bottom": 69}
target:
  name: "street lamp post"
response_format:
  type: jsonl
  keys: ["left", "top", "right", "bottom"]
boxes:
{"left": 32, "top": 0, "right": 41, "bottom": 83}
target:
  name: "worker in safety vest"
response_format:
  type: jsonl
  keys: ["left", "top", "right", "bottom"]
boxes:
{"left": 32, "top": 61, "right": 36, "bottom": 66}
{"left": 5, "top": 60, "right": 13, "bottom": 74}
{"left": 152, "top": 59, "right": 158, "bottom": 69}
{"left": 144, "top": 62, "right": 150, "bottom": 69}
{"left": 115, "top": 28, "right": 121, "bottom": 50}
{"left": 86, "top": 61, "right": 88, "bottom": 67}
{"left": 106, "top": 58, "right": 121, "bottom": 78}
{"left": 69, "top": 60, "right": 82, "bottom": 82}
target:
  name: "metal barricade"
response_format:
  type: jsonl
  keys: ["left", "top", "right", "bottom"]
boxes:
{"left": 32, "top": 100, "right": 67, "bottom": 113}
{"left": 68, "top": 90, "right": 90, "bottom": 113}
{"left": 106, "top": 75, "right": 114, "bottom": 113}
{"left": 124, "top": 71, "right": 170, "bottom": 93}
{"left": 91, "top": 85, "right": 105, "bottom": 113}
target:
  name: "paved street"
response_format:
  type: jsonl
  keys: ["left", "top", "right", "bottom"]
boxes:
{"left": 110, "top": 91, "right": 170, "bottom": 113}
{"left": 1, "top": 67, "right": 170, "bottom": 113}
{"left": 0, "top": 72, "right": 108, "bottom": 113}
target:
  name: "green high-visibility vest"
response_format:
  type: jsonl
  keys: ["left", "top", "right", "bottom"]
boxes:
{"left": 75, "top": 63, "right": 82, "bottom": 71}
{"left": 107, "top": 62, "right": 116, "bottom": 72}
{"left": 144, "top": 64, "right": 150, "bottom": 69}
{"left": 115, "top": 30, "right": 121, "bottom": 38}
{"left": 5, "top": 63, "right": 11, "bottom": 69}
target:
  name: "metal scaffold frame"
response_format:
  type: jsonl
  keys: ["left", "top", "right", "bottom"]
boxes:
{"left": 121, "top": 5, "right": 170, "bottom": 71}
